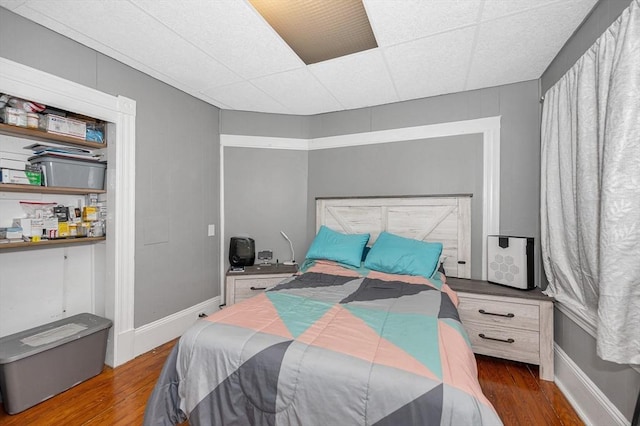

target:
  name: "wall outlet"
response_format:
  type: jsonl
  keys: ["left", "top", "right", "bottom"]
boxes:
{"left": 208, "top": 224, "right": 215, "bottom": 236}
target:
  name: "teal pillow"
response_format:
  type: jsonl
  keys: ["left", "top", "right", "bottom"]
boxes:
{"left": 364, "top": 232, "right": 443, "bottom": 278}
{"left": 306, "top": 226, "right": 370, "bottom": 268}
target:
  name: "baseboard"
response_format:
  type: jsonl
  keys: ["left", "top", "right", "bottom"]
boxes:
{"left": 133, "top": 297, "right": 221, "bottom": 357}
{"left": 555, "top": 344, "right": 629, "bottom": 426}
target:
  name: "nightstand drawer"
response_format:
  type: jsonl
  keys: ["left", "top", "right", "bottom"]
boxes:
{"left": 232, "top": 276, "right": 289, "bottom": 303}
{"left": 457, "top": 296, "right": 539, "bottom": 331}
{"left": 464, "top": 321, "right": 540, "bottom": 365}
{"left": 225, "top": 265, "right": 298, "bottom": 307}
{"left": 447, "top": 278, "right": 554, "bottom": 381}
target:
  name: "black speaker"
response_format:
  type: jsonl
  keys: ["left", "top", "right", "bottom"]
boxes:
{"left": 229, "top": 237, "right": 255, "bottom": 267}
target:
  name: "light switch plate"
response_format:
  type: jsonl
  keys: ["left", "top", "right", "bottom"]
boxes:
{"left": 208, "top": 224, "right": 215, "bottom": 236}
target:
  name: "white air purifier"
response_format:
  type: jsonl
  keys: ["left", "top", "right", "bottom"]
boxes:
{"left": 487, "top": 235, "right": 534, "bottom": 290}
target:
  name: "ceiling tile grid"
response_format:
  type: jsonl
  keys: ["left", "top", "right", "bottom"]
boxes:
{"left": 308, "top": 49, "right": 399, "bottom": 110}
{"left": 0, "top": 0, "right": 600, "bottom": 115}
{"left": 364, "top": 0, "right": 482, "bottom": 46}
{"left": 130, "top": 0, "right": 304, "bottom": 80}
{"left": 382, "top": 26, "right": 478, "bottom": 102}
{"left": 466, "top": 0, "right": 598, "bottom": 90}
{"left": 251, "top": 67, "right": 343, "bottom": 115}
{"left": 202, "top": 80, "right": 290, "bottom": 114}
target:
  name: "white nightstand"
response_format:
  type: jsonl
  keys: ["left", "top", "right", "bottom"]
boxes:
{"left": 447, "top": 277, "right": 555, "bottom": 381}
{"left": 225, "top": 264, "right": 298, "bottom": 306}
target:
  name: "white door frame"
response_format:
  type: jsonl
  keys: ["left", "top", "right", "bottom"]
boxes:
{"left": 220, "top": 116, "right": 501, "bottom": 299}
{"left": 0, "top": 58, "right": 136, "bottom": 367}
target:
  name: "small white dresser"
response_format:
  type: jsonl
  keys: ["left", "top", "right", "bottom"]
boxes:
{"left": 447, "top": 277, "right": 555, "bottom": 381}
{"left": 225, "top": 264, "right": 297, "bottom": 306}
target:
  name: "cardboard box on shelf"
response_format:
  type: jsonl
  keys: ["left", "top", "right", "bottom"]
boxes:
{"left": 5, "top": 227, "right": 22, "bottom": 239}
{"left": 1, "top": 169, "right": 30, "bottom": 185}
{"left": 12, "top": 218, "right": 44, "bottom": 238}
{"left": 82, "top": 206, "right": 98, "bottom": 221}
{"left": 43, "top": 218, "right": 58, "bottom": 238}
{"left": 57, "top": 222, "right": 69, "bottom": 238}
{"left": 39, "top": 114, "right": 86, "bottom": 139}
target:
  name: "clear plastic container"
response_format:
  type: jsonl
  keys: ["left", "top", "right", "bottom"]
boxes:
{"left": 3, "top": 107, "right": 27, "bottom": 127}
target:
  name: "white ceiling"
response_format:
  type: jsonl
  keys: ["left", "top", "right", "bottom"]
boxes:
{"left": 0, "top": 0, "right": 597, "bottom": 116}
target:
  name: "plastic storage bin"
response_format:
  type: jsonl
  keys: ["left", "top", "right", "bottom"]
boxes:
{"left": 0, "top": 313, "right": 112, "bottom": 414}
{"left": 29, "top": 155, "right": 106, "bottom": 190}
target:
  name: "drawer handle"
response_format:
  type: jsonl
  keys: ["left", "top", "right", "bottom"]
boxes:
{"left": 479, "top": 333, "right": 515, "bottom": 344}
{"left": 250, "top": 286, "right": 267, "bottom": 291}
{"left": 478, "top": 309, "right": 514, "bottom": 318}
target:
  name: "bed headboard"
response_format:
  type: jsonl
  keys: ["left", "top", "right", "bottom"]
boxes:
{"left": 316, "top": 195, "right": 471, "bottom": 278}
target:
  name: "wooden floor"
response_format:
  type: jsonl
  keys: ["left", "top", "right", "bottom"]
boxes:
{"left": 0, "top": 340, "right": 583, "bottom": 425}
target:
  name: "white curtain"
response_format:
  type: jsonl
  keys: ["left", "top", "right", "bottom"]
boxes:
{"left": 541, "top": 0, "right": 640, "bottom": 365}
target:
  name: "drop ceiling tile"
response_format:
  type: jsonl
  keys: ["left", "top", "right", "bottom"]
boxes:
{"left": 364, "top": 0, "right": 481, "bottom": 46}
{"left": 383, "top": 26, "right": 476, "bottom": 101}
{"left": 309, "top": 50, "right": 399, "bottom": 110}
{"left": 131, "top": 0, "right": 303, "bottom": 80}
{"left": 203, "top": 81, "right": 289, "bottom": 114}
{"left": 17, "top": 0, "right": 242, "bottom": 91}
{"left": 467, "top": 0, "right": 596, "bottom": 89}
{"left": 251, "top": 68, "right": 343, "bottom": 115}
{"left": 4, "top": 0, "right": 601, "bottom": 115}
{"left": 0, "top": 1, "right": 26, "bottom": 10}
{"left": 197, "top": 93, "right": 232, "bottom": 111}
{"left": 481, "top": 0, "right": 592, "bottom": 22}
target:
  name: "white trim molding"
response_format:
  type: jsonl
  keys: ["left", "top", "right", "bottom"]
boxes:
{"left": 554, "top": 344, "right": 630, "bottom": 426}
{"left": 220, "top": 115, "right": 501, "bottom": 288}
{"left": 221, "top": 134, "right": 308, "bottom": 150}
{"left": 556, "top": 302, "right": 597, "bottom": 338}
{"left": 134, "top": 297, "right": 221, "bottom": 357}
{"left": 110, "top": 95, "right": 137, "bottom": 366}
{"left": 219, "top": 143, "right": 226, "bottom": 305}
{"left": 0, "top": 57, "right": 136, "bottom": 367}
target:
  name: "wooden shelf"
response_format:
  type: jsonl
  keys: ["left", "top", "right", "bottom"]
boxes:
{"left": 0, "top": 119, "right": 107, "bottom": 251}
{"left": 0, "top": 123, "right": 106, "bottom": 150}
{"left": 0, "top": 183, "right": 105, "bottom": 195}
{"left": 0, "top": 236, "right": 106, "bottom": 250}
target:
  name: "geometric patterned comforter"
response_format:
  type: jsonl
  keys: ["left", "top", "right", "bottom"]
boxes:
{"left": 144, "top": 260, "right": 502, "bottom": 425}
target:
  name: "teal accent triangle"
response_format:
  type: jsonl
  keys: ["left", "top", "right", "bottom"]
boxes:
{"left": 345, "top": 305, "right": 442, "bottom": 379}
{"left": 441, "top": 318, "right": 472, "bottom": 348}
{"left": 427, "top": 275, "right": 444, "bottom": 290}
{"left": 343, "top": 262, "right": 371, "bottom": 276}
{"left": 266, "top": 292, "right": 333, "bottom": 338}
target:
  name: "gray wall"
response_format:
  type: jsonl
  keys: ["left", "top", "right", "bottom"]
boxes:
{"left": 222, "top": 80, "right": 540, "bottom": 281}
{"left": 0, "top": 8, "right": 221, "bottom": 327}
{"left": 308, "top": 80, "right": 541, "bottom": 281}
{"left": 220, "top": 111, "right": 310, "bottom": 267}
{"left": 224, "top": 147, "right": 308, "bottom": 267}
{"left": 541, "top": 0, "right": 639, "bottom": 421}
{"left": 220, "top": 110, "right": 312, "bottom": 139}
{"left": 307, "top": 136, "right": 484, "bottom": 278}
{"left": 6, "top": 5, "right": 634, "bottom": 419}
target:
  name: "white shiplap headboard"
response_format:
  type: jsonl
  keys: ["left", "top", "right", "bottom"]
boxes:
{"left": 316, "top": 195, "right": 471, "bottom": 278}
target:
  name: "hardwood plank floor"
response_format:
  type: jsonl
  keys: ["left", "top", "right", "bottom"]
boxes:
{"left": 0, "top": 341, "right": 582, "bottom": 425}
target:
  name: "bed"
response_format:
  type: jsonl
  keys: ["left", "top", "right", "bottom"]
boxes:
{"left": 144, "top": 196, "right": 502, "bottom": 426}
